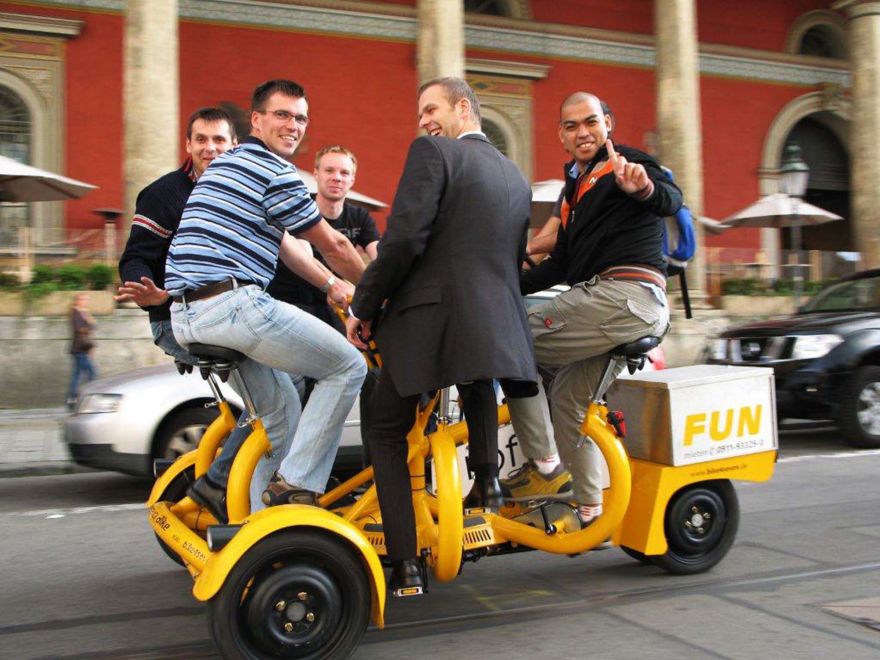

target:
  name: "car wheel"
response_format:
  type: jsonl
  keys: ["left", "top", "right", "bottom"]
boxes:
{"left": 837, "top": 366, "right": 880, "bottom": 449}
{"left": 206, "top": 529, "right": 371, "bottom": 659}
{"left": 155, "top": 407, "right": 219, "bottom": 460}
{"left": 153, "top": 466, "right": 195, "bottom": 567}
{"left": 650, "top": 480, "right": 739, "bottom": 575}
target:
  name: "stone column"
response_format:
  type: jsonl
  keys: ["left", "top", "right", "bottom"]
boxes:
{"left": 123, "top": 0, "right": 178, "bottom": 234}
{"left": 417, "top": 0, "right": 464, "bottom": 83}
{"left": 654, "top": 0, "right": 708, "bottom": 305}
{"left": 834, "top": 0, "right": 880, "bottom": 269}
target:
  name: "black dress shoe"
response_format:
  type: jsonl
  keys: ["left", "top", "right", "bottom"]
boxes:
{"left": 463, "top": 475, "right": 503, "bottom": 511}
{"left": 187, "top": 475, "right": 228, "bottom": 523}
{"left": 388, "top": 559, "right": 424, "bottom": 597}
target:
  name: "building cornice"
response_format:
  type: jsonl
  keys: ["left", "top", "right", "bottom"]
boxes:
{"left": 466, "top": 57, "right": 550, "bottom": 80}
{"left": 833, "top": 0, "right": 880, "bottom": 18}
{"left": 0, "top": 11, "right": 83, "bottom": 36}
{"left": 27, "top": 0, "right": 853, "bottom": 87}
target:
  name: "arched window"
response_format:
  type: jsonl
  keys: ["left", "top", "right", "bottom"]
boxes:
{"left": 0, "top": 85, "right": 31, "bottom": 163}
{"left": 482, "top": 117, "right": 509, "bottom": 156}
{"left": 464, "top": 0, "right": 530, "bottom": 19}
{"left": 785, "top": 11, "right": 848, "bottom": 60}
{"left": 798, "top": 25, "right": 847, "bottom": 59}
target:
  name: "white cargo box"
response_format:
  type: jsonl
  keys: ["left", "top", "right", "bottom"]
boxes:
{"left": 607, "top": 365, "right": 778, "bottom": 466}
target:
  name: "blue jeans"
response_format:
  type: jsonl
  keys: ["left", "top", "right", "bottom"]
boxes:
{"left": 171, "top": 286, "right": 366, "bottom": 495}
{"left": 69, "top": 352, "right": 96, "bottom": 400}
{"left": 151, "top": 320, "right": 198, "bottom": 365}
{"left": 152, "top": 318, "right": 305, "bottom": 510}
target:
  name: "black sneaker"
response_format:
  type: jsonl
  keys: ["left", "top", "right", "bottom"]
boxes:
{"left": 187, "top": 475, "right": 228, "bottom": 523}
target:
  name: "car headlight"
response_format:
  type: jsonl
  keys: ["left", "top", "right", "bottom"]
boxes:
{"left": 77, "top": 393, "right": 122, "bottom": 414}
{"left": 790, "top": 334, "right": 844, "bottom": 360}
{"left": 708, "top": 338, "right": 727, "bottom": 360}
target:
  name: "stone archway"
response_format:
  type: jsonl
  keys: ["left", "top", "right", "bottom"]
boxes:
{"left": 759, "top": 90, "right": 851, "bottom": 273}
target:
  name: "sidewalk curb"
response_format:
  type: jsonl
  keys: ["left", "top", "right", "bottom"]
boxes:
{"left": 0, "top": 462, "right": 97, "bottom": 479}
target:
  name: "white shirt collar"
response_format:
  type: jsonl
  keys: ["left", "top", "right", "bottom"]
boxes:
{"left": 458, "top": 130, "right": 485, "bottom": 139}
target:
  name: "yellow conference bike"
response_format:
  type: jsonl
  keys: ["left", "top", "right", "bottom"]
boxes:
{"left": 147, "top": 330, "right": 777, "bottom": 660}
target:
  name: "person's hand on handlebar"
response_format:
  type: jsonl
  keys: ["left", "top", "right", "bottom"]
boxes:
{"left": 326, "top": 278, "right": 355, "bottom": 307}
{"left": 345, "top": 312, "right": 372, "bottom": 350}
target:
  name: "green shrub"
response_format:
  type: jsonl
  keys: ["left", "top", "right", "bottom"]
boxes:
{"left": 22, "top": 281, "right": 58, "bottom": 302}
{"left": 56, "top": 264, "right": 86, "bottom": 290}
{"left": 0, "top": 272, "right": 19, "bottom": 288}
{"left": 31, "top": 264, "right": 54, "bottom": 285}
{"left": 771, "top": 278, "right": 794, "bottom": 295}
{"left": 721, "top": 278, "right": 761, "bottom": 296}
{"left": 722, "top": 277, "right": 835, "bottom": 297}
{"left": 86, "top": 263, "right": 115, "bottom": 290}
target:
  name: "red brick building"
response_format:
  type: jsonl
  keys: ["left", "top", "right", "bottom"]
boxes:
{"left": 0, "top": 1, "right": 870, "bottom": 291}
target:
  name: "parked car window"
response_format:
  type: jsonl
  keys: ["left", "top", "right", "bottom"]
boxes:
{"left": 801, "top": 275, "right": 880, "bottom": 313}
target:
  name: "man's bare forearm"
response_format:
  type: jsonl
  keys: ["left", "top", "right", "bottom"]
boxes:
{"left": 278, "top": 232, "right": 334, "bottom": 289}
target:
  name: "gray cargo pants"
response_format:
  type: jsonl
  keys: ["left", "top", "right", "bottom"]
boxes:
{"left": 508, "top": 276, "right": 670, "bottom": 503}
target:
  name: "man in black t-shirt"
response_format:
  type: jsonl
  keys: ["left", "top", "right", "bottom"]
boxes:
{"left": 268, "top": 145, "right": 379, "bottom": 330}
{"left": 268, "top": 145, "right": 381, "bottom": 447}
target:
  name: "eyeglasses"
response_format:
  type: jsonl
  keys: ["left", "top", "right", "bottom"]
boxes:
{"left": 257, "top": 109, "right": 309, "bottom": 127}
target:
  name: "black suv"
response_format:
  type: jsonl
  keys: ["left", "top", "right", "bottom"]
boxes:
{"left": 707, "top": 269, "right": 880, "bottom": 448}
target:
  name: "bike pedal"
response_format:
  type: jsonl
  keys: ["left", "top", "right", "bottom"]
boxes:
{"left": 392, "top": 586, "right": 424, "bottom": 598}
{"left": 464, "top": 506, "right": 493, "bottom": 516}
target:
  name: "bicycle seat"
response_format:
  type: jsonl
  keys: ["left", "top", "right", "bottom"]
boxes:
{"left": 610, "top": 336, "right": 661, "bottom": 358}
{"left": 187, "top": 343, "right": 246, "bottom": 363}
{"left": 187, "top": 344, "right": 245, "bottom": 383}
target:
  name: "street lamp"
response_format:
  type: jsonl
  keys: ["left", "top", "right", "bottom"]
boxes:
{"left": 779, "top": 143, "right": 810, "bottom": 305}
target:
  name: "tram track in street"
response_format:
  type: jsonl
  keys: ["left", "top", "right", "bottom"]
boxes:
{"left": 7, "top": 557, "right": 880, "bottom": 658}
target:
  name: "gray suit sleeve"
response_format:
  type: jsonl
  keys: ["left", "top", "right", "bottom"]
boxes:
{"left": 351, "top": 137, "right": 446, "bottom": 320}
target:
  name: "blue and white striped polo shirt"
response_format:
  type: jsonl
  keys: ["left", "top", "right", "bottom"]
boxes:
{"left": 165, "top": 137, "right": 321, "bottom": 295}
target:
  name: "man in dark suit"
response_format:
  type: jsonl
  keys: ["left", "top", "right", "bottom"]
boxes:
{"left": 346, "top": 77, "right": 535, "bottom": 596}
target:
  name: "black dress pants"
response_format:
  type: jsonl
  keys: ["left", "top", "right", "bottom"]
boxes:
{"left": 366, "top": 369, "right": 498, "bottom": 561}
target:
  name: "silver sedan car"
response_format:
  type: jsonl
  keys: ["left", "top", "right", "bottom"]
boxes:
{"left": 64, "top": 365, "right": 365, "bottom": 476}
{"left": 65, "top": 286, "right": 663, "bottom": 477}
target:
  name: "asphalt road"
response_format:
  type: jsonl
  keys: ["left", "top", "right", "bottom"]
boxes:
{"left": 1, "top": 425, "right": 879, "bottom": 659}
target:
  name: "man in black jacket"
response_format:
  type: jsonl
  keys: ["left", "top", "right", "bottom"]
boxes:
{"left": 116, "top": 107, "right": 237, "bottom": 362}
{"left": 501, "top": 92, "right": 682, "bottom": 526}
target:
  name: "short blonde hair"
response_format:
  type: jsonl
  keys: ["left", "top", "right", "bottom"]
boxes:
{"left": 314, "top": 145, "right": 358, "bottom": 172}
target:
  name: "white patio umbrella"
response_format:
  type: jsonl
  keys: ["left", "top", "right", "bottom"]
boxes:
{"left": 530, "top": 179, "right": 565, "bottom": 227}
{"left": 698, "top": 215, "right": 728, "bottom": 235}
{"left": 721, "top": 193, "right": 842, "bottom": 229}
{"left": 723, "top": 192, "right": 843, "bottom": 304}
{"left": 297, "top": 170, "right": 387, "bottom": 211}
{"left": 0, "top": 155, "right": 97, "bottom": 203}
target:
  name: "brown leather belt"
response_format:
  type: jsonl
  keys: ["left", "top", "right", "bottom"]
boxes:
{"left": 171, "top": 277, "right": 254, "bottom": 304}
{"left": 598, "top": 265, "right": 666, "bottom": 290}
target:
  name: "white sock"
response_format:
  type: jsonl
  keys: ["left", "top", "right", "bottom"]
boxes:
{"left": 578, "top": 503, "right": 603, "bottom": 522}
{"left": 534, "top": 455, "right": 560, "bottom": 475}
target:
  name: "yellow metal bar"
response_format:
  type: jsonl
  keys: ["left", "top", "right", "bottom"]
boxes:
{"left": 226, "top": 422, "right": 270, "bottom": 523}
{"left": 320, "top": 465, "right": 374, "bottom": 509}
{"left": 194, "top": 401, "right": 237, "bottom": 478}
{"left": 492, "top": 406, "right": 631, "bottom": 554}
{"left": 147, "top": 451, "right": 197, "bottom": 506}
{"left": 148, "top": 502, "right": 210, "bottom": 572}
{"left": 170, "top": 496, "right": 201, "bottom": 517}
{"left": 341, "top": 483, "right": 381, "bottom": 523}
{"left": 430, "top": 426, "right": 463, "bottom": 582}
